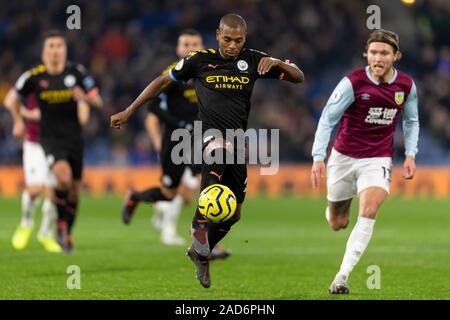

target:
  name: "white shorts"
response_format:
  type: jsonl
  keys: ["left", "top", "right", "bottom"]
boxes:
{"left": 23, "top": 141, "right": 54, "bottom": 187}
{"left": 326, "top": 148, "right": 392, "bottom": 202}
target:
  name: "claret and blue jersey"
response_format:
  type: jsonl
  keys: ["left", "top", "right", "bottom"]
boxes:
{"left": 312, "top": 66, "right": 419, "bottom": 161}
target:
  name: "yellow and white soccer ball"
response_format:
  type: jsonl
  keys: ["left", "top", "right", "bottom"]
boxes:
{"left": 198, "top": 184, "right": 237, "bottom": 223}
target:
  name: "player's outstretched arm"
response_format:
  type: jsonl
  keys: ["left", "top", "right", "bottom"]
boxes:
{"left": 3, "top": 87, "right": 25, "bottom": 138}
{"left": 257, "top": 57, "right": 304, "bottom": 83}
{"left": 110, "top": 73, "right": 173, "bottom": 129}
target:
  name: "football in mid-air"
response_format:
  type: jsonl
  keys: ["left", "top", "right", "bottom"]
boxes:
{"left": 198, "top": 184, "right": 237, "bottom": 223}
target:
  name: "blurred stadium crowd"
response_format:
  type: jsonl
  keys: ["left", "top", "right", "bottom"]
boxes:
{"left": 0, "top": 0, "right": 449, "bottom": 165}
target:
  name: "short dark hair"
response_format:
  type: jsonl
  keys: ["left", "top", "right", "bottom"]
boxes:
{"left": 366, "top": 29, "right": 400, "bottom": 52}
{"left": 42, "top": 29, "right": 66, "bottom": 43}
{"left": 219, "top": 13, "right": 247, "bottom": 31}
{"left": 179, "top": 29, "right": 202, "bottom": 38}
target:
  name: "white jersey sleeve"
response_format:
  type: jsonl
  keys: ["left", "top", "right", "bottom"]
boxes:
{"left": 402, "top": 81, "right": 419, "bottom": 158}
{"left": 311, "top": 77, "right": 355, "bottom": 161}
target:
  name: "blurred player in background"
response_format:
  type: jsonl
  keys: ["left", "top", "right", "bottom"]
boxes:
{"left": 122, "top": 29, "right": 203, "bottom": 245}
{"left": 123, "top": 29, "right": 231, "bottom": 258}
{"left": 311, "top": 29, "right": 419, "bottom": 294}
{"left": 10, "top": 30, "right": 102, "bottom": 253}
{"left": 111, "top": 14, "right": 304, "bottom": 288}
{"left": 4, "top": 88, "right": 60, "bottom": 252}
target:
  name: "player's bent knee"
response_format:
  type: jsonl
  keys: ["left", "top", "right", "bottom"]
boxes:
{"left": 328, "top": 214, "right": 349, "bottom": 231}
{"left": 26, "top": 185, "right": 44, "bottom": 198}
{"left": 203, "top": 138, "right": 233, "bottom": 160}
{"left": 360, "top": 206, "right": 378, "bottom": 219}
{"left": 180, "top": 185, "right": 194, "bottom": 204}
{"left": 329, "top": 219, "right": 344, "bottom": 231}
{"left": 182, "top": 193, "right": 193, "bottom": 205}
{"left": 55, "top": 176, "right": 71, "bottom": 191}
{"left": 57, "top": 175, "right": 72, "bottom": 190}
{"left": 329, "top": 221, "right": 341, "bottom": 231}
{"left": 161, "top": 187, "right": 177, "bottom": 200}
{"left": 53, "top": 162, "right": 72, "bottom": 190}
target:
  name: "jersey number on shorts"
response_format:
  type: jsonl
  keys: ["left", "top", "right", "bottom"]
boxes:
{"left": 382, "top": 166, "right": 392, "bottom": 183}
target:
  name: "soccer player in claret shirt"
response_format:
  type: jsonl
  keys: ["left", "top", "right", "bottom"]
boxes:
{"left": 311, "top": 29, "right": 419, "bottom": 294}
{"left": 4, "top": 88, "right": 61, "bottom": 252}
{"left": 111, "top": 14, "right": 304, "bottom": 288}
{"left": 11, "top": 30, "right": 103, "bottom": 253}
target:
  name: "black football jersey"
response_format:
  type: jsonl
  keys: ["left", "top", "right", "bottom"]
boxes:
{"left": 15, "top": 62, "right": 97, "bottom": 143}
{"left": 169, "top": 48, "right": 284, "bottom": 133}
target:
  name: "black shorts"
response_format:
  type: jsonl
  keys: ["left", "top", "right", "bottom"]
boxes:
{"left": 214, "top": 163, "right": 247, "bottom": 204}
{"left": 200, "top": 137, "right": 247, "bottom": 204}
{"left": 160, "top": 138, "right": 201, "bottom": 189}
{"left": 41, "top": 139, "right": 84, "bottom": 180}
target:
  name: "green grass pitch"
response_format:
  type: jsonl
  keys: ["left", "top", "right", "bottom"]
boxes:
{"left": 0, "top": 195, "right": 449, "bottom": 300}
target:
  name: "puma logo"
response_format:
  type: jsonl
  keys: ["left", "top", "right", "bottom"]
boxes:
{"left": 209, "top": 171, "right": 222, "bottom": 180}
{"left": 208, "top": 64, "right": 219, "bottom": 69}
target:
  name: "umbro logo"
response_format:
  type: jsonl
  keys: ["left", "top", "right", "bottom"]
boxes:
{"left": 361, "top": 93, "right": 371, "bottom": 100}
{"left": 208, "top": 64, "right": 219, "bottom": 69}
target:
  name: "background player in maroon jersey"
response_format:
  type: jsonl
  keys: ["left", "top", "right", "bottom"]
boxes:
{"left": 311, "top": 29, "right": 419, "bottom": 294}
{"left": 4, "top": 88, "right": 61, "bottom": 252}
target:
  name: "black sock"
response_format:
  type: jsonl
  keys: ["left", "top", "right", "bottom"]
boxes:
{"left": 192, "top": 208, "right": 208, "bottom": 229}
{"left": 66, "top": 200, "right": 78, "bottom": 235}
{"left": 131, "top": 187, "right": 171, "bottom": 203}
{"left": 207, "top": 218, "right": 239, "bottom": 250}
{"left": 54, "top": 189, "right": 68, "bottom": 222}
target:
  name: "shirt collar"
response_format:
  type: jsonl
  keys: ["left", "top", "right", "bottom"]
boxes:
{"left": 365, "top": 65, "right": 397, "bottom": 85}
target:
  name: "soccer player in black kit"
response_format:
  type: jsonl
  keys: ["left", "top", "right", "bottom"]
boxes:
{"left": 12, "top": 30, "right": 103, "bottom": 253}
{"left": 111, "top": 14, "right": 304, "bottom": 288}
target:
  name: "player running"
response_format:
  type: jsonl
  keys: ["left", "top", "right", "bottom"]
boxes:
{"left": 4, "top": 88, "right": 61, "bottom": 252}
{"left": 111, "top": 14, "right": 304, "bottom": 288}
{"left": 311, "top": 29, "right": 419, "bottom": 294}
{"left": 10, "top": 30, "right": 103, "bottom": 253}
